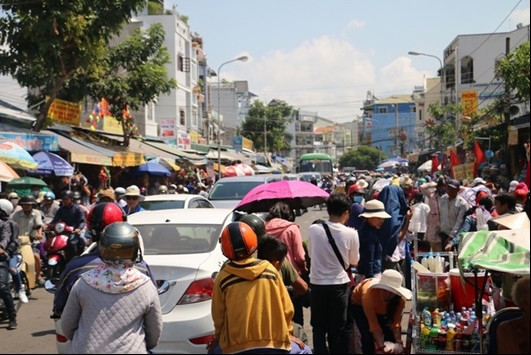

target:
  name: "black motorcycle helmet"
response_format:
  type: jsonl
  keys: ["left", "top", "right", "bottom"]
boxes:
{"left": 61, "top": 190, "right": 75, "bottom": 200}
{"left": 19, "top": 195, "right": 37, "bottom": 205}
{"left": 87, "top": 202, "right": 127, "bottom": 242}
{"left": 99, "top": 222, "right": 140, "bottom": 263}
{"left": 239, "top": 213, "right": 267, "bottom": 239}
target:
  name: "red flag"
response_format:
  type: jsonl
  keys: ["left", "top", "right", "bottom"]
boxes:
{"left": 449, "top": 150, "right": 461, "bottom": 177}
{"left": 431, "top": 155, "right": 440, "bottom": 174}
{"left": 473, "top": 141, "right": 487, "bottom": 176}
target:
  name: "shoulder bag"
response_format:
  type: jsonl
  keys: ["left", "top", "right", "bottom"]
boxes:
{"left": 321, "top": 223, "right": 355, "bottom": 287}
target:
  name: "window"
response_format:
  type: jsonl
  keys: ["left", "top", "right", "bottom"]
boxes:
{"left": 179, "top": 110, "right": 185, "bottom": 126}
{"left": 177, "top": 55, "right": 191, "bottom": 72}
{"left": 461, "top": 56, "right": 474, "bottom": 84}
{"left": 378, "top": 107, "right": 388, "bottom": 114}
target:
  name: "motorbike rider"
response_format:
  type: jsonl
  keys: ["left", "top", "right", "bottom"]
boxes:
{"left": 10, "top": 195, "right": 44, "bottom": 288}
{"left": 39, "top": 191, "right": 60, "bottom": 225}
{"left": 52, "top": 202, "right": 155, "bottom": 317}
{"left": 47, "top": 190, "right": 87, "bottom": 261}
{"left": 0, "top": 200, "right": 20, "bottom": 329}
{"left": 0, "top": 199, "right": 28, "bottom": 305}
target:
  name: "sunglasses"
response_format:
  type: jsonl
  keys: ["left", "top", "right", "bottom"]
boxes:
{"left": 126, "top": 196, "right": 139, "bottom": 200}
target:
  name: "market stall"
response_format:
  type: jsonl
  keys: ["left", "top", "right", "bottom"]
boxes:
{"left": 409, "top": 223, "right": 530, "bottom": 353}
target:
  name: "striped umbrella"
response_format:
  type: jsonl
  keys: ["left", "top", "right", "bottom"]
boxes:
{"left": 458, "top": 229, "right": 530, "bottom": 275}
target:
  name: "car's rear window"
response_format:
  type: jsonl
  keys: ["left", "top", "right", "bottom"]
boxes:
{"left": 139, "top": 200, "right": 185, "bottom": 210}
{"left": 208, "top": 181, "right": 264, "bottom": 200}
{"left": 135, "top": 224, "right": 222, "bottom": 255}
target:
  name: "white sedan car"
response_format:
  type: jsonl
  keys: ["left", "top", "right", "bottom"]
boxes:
{"left": 48, "top": 208, "right": 236, "bottom": 354}
{"left": 139, "top": 193, "right": 215, "bottom": 211}
{"left": 128, "top": 208, "right": 237, "bottom": 353}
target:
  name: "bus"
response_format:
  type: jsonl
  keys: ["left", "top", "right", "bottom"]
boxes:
{"left": 297, "top": 153, "right": 334, "bottom": 177}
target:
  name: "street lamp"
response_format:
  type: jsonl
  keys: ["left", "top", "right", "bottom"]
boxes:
{"left": 217, "top": 55, "right": 248, "bottom": 180}
{"left": 408, "top": 51, "right": 444, "bottom": 105}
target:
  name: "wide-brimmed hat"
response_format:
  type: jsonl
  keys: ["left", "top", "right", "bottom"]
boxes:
{"left": 125, "top": 185, "right": 145, "bottom": 201}
{"left": 370, "top": 269, "right": 412, "bottom": 300}
{"left": 359, "top": 199, "right": 391, "bottom": 219}
{"left": 98, "top": 188, "right": 115, "bottom": 202}
{"left": 357, "top": 179, "right": 369, "bottom": 189}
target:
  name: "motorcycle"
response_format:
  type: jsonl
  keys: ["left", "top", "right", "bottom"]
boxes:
{"left": 0, "top": 254, "right": 30, "bottom": 319}
{"left": 44, "top": 222, "right": 84, "bottom": 280}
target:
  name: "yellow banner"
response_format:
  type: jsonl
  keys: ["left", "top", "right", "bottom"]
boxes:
{"left": 112, "top": 152, "right": 145, "bottom": 167}
{"left": 242, "top": 136, "right": 254, "bottom": 151}
{"left": 102, "top": 117, "right": 123, "bottom": 135}
{"left": 461, "top": 90, "right": 478, "bottom": 117}
{"left": 48, "top": 98, "right": 82, "bottom": 125}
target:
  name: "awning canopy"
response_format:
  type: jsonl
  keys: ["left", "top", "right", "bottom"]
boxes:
{"left": 144, "top": 141, "right": 207, "bottom": 166}
{"left": 52, "top": 132, "right": 113, "bottom": 166}
{"left": 52, "top": 129, "right": 144, "bottom": 167}
{"left": 128, "top": 138, "right": 181, "bottom": 161}
{"left": 0, "top": 121, "right": 59, "bottom": 152}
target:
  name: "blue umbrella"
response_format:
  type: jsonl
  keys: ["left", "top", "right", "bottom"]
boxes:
{"left": 29, "top": 151, "right": 74, "bottom": 176}
{"left": 134, "top": 161, "right": 171, "bottom": 177}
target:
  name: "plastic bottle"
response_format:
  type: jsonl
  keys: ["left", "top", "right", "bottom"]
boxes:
{"left": 428, "top": 326, "right": 439, "bottom": 351}
{"left": 446, "top": 323, "right": 456, "bottom": 351}
{"left": 432, "top": 308, "right": 442, "bottom": 328}
{"left": 427, "top": 252, "right": 436, "bottom": 272}
{"left": 422, "top": 307, "right": 432, "bottom": 327}
{"left": 434, "top": 252, "right": 444, "bottom": 273}
{"left": 420, "top": 323, "right": 430, "bottom": 349}
{"left": 421, "top": 253, "right": 429, "bottom": 270}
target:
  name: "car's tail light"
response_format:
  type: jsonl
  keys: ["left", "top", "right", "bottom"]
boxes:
{"left": 189, "top": 334, "right": 215, "bottom": 345}
{"left": 177, "top": 277, "right": 214, "bottom": 304}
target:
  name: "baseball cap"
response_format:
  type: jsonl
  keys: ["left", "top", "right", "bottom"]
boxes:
{"left": 114, "top": 187, "right": 126, "bottom": 195}
{"left": 446, "top": 179, "right": 461, "bottom": 189}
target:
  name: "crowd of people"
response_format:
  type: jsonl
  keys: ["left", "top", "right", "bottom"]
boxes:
{"left": 1, "top": 167, "right": 529, "bottom": 354}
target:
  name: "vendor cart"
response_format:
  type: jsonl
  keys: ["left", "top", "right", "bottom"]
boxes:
{"left": 408, "top": 227, "right": 530, "bottom": 354}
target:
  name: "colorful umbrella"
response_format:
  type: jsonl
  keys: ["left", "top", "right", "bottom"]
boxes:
{"left": 134, "top": 161, "right": 171, "bottom": 177}
{"left": 0, "top": 160, "right": 20, "bottom": 182}
{"left": 458, "top": 228, "right": 530, "bottom": 275}
{"left": 29, "top": 151, "right": 74, "bottom": 176}
{"left": 234, "top": 179, "right": 330, "bottom": 213}
{"left": 7, "top": 176, "right": 48, "bottom": 189}
{"left": 0, "top": 141, "right": 38, "bottom": 170}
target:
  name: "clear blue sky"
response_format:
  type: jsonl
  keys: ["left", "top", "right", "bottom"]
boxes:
{"left": 172, "top": 0, "right": 530, "bottom": 123}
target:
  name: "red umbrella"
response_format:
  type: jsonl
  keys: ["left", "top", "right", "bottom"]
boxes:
{"left": 234, "top": 179, "right": 330, "bottom": 213}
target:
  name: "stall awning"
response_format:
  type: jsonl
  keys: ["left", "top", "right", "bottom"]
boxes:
{"left": 128, "top": 139, "right": 180, "bottom": 161}
{"left": 53, "top": 133, "right": 113, "bottom": 166}
{"left": 52, "top": 129, "right": 144, "bottom": 167}
{"left": 0, "top": 122, "right": 60, "bottom": 152}
{"left": 144, "top": 141, "right": 207, "bottom": 166}
{"left": 205, "top": 150, "right": 252, "bottom": 165}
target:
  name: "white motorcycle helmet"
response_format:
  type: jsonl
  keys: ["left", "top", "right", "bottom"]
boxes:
{"left": 0, "top": 198, "right": 14, "bottom": 219}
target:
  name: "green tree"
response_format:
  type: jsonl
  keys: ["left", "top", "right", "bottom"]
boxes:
{"left": 425, "top": 103, "right": 464, "bottom": 150}
{"left": 86, "top": 23, "right": 177, "bottom": 146}
{"left": 495, "top": 41, "right": 530, "bottom": 103}
{"left": 339, "top": 146, "right": 386, "bottom": 170}
{"left": 240, "top": 99, "right": 294, "bottom": 154}
{"left": 0, "top": 0, "right": 147, "bottom": 132}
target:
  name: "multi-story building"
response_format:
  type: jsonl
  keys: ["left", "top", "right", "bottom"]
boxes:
{"left": 135, "top": 10, "right": 201, "bottom": 150}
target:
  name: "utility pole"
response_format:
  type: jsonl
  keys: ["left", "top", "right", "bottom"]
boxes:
{"left": 503, "top": 37, "right": 514, "bottom": 177}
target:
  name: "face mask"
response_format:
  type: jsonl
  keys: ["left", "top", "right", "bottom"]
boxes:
{"left": 353, "top": 196, "right": 364, "bottom": 204}
{"left": 32, "top": 190, "right": 40, "bottom": 197}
